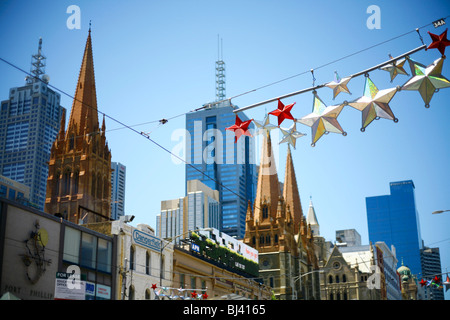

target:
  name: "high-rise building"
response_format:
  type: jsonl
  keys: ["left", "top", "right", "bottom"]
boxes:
{"left": 156, "top": 179, "right": 220, "bottom": 241}
{"left": 0, "top": 38, "right": 65, "bottom": 210}
{"left": 111, "top": 162, "right": 126, "bottom": 220}
{"left": 366, "top": 180, "right": 423, "bottom": 278}
{"left": 185, "top": 100, "right": 256, "bottom": 239}
{"left": 45, "top": 29, "right": 112, "bottom": 224}
{"left": 421, "top": 246, "right": 444, "bottom": 300}
{"left": 335, "top": 229, "right": 362, "bottom": 247}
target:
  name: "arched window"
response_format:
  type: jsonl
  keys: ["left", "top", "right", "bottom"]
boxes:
{"left": 63, "top": 169, "right": 71, "bottom": 195}
{"left": 129, "top": 246, "right": 135, "bottom": 270}
{"left": 343, "top": 292, "right": 348, "bottom": 300}
{"left": 262, "top": 206, "right": 268, "bottom": 219}
{"left": 73, "top": 170, "right": 79, "bottom": 195}
{"left": 252, "top": 236, "right": 256, "bottom": 245}
{"left": 335, "top": 275, "right": 340, "bottom": 283}
{"left": 343, "top": 274, "right": 347, "bottom": 283}
{"left": 97, "top": 174, "right": 102, "bottom": 199}
{"left": 336, "top": 292, "right": 341, "bottom": 300}
{"left": 54, "top": 171, "right": 61, "bottom": 196}
{"left": 69, "top": 134, "right": 75, "bottom": 150}
{"left": 274, "top": 234, "right": 278, "bottom": 244}
{"left": 329, "top": 293, "right": 334, "bottom": 300}
{"left": 145, "top": 289, "right": 151, "bottom": 300}
{"left": 328, "top": 275, "right": 333, "bottom": 284}
{"left": 266, "top": 235, "right": 271, "bottom": 245}
{"left": 260, "top": 235, "right": 265, "bottom": 245}
{"left": 146, "top": 251, "right": 151, "bottom": 275}
{"left": 91, "top": 173, "right": 96, "bottom": 197}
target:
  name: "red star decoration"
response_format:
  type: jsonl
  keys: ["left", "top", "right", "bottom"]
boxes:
{"left": 419, "top": 279, "right": 427, "bottom": 287}
{"left": 191, "top": 291, "right": 197, "bottom": 298}
{"left": 433, "top": 276, "right": 441, "bottom": 284}
{"left": 151, "top": 284, "right": 157, "bottom": 290}
{"left": 202, "top": 293, "right": 208, "bottom": 299}
{"left": 428, "top": 28, "right": 450, "bottom": 56}
{"left": 269, "top": 99, "right": 296, "bottom": 126}
{"left": 226, "top": 115, "right": 253, "bottom": 143}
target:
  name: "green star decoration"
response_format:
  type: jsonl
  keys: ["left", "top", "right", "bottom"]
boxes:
{"left": 401, "top": 56, "right": 450, "bottom": 108}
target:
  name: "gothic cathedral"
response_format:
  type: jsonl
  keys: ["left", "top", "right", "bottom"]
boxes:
{"left": 45, "top": 29, "right": 112, "bottom": 224}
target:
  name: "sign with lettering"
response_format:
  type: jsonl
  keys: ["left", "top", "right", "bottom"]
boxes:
{"left": 54, "top": 272, "right": 86, "bottom": 300}
{"left": 132, "top": 229, "right": 161, "bottom": 252}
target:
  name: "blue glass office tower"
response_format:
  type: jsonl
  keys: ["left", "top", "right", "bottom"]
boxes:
{"left": 185, "top": 100, "right": 256, "bottom": 239}
{"left": 0, "top": 38, "right": 64, "bottom": 210}
{"left": 366, "top": 180, "right": 423, "bottom": 277}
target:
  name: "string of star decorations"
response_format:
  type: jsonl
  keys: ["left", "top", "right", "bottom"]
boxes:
{"left": 419, "top": 274, "right": 450, "bottom": 292}
{"left": 226, "top": 27, "right": 450, "bottom": 148}
{"left": 150, "top": 284, "right": 208, "bottom": 300}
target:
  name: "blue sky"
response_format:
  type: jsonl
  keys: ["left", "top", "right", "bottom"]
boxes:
{"left": 1, "top": 0, "right": 449, "bottom": 298}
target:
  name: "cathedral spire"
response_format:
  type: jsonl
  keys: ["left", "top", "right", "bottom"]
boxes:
{"left": 282, "top": 145, "right": 303, "bottom": 233}
{"left": 254, "top": 131, "right": 281, "bottom": 222}
{"left": 67, "top": 30, "right": 99, "bottom": 137}
{"left": 306, "top": 197, "right": 320, "bottom": 236}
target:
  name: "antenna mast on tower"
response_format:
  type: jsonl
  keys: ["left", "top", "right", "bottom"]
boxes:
{"left": 30, "top": 37, "right": 46, "bottom": 81}
{"left": 215, "top": 35, "right": 226, "bottom": 101}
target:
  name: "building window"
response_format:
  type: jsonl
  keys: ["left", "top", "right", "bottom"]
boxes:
{"left": 145, "top": 289, "right": 151, "bottom": 300}
{"left": 63, "top": 227, "right": 81, "bottom": 263}
{"left": 146, "top": 251, "right": 151, "bottom": 275}
{"left": 262, "top": 205, "right": 268, "bottom": 219}
{"left": 335, "top": 275, "right": 340, "bottom": 283}
{"left": 342, "top": 274, "right": 347, "bottom": 283}
{"left": 91, "top": 173, "right": 96, "bottom": 197}
{"left": 328, "top": 275, "right": 333, "bottom": 284}
{"left": 330, "top": 293, "right": 334, "bottom": 300}
{"left": 73, "top": 170, "right": 79, "bottom": 195}
{"left": 129, "top": 246, "right": 135, "bottom": 270}
{"left": 180, "top": 274, "right": 185, "bottom": 289}
{"left": 97, "top": 238, "right": 112, "bottom": 273}
{"left": 63, "top": 169, "right": 71, "bottom": 195}
{"left": 191, "top": 276, "right": 196, "bottom": 289}
{"left": 81, "top": 232, "right": 97, "bottom": 269}
{"left": 54, "top": 171, "right": 60, "bottom": 196}
{"left": 160, "top": 255, "right": 165, "bottom": 279}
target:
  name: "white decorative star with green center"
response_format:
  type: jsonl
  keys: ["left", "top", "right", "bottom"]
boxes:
{"left": 325, "top": 71, "right": 352, "bottom": 100}
{"left": 347, "top": 76, "right": 398, "bottom": 132}
{"left": 253, "top": 114, "right": 278, "bottom": 135}
{"left": 401, "top": 56, "right": 450, "bottom": 108}
{"left": 296, "top": 92, "right": 346, "bottom": 146}
{"left": 380, "top": 56, "right": 409, "bottom": 82}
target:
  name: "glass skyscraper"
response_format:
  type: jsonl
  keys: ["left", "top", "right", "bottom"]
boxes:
{"left": 185, "top": 100, "right": 256, "bottom": 239}
{"left": 0, "top": 38, "right": 64, "bottom": 210}
{"left": 366, "top": 180, "right": 423, "bottom": 277}
{"left": 111, "top": 162, "right": 126, "bottom": 220}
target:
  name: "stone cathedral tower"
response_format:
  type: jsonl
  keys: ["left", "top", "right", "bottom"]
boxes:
{"left": 45, "top": 29, "right": 112, "bottom": 224}
{"left": 244, "top": 131, "right": 320, "bottom": 300}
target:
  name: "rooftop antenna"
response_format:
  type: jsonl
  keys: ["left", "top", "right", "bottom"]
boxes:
{"left": 30, "top": 37, "right": 46, "bottom": 82}
{"left": 215, "top": 35, "right": 226, "bottom": 101}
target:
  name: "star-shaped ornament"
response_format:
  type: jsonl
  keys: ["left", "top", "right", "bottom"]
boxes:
{"left": 380, "top": 55, "right": 409, "bottom": 82}
{"left": 325, "top": 71, "right": 352, "bottom": 99}
{"left": 202, "top": 293, "right": 208, "bottom": 299}
{"left": 427, "top": 28, "right": 450, "bottom": 56}
{"left": 226, "top": 115, "right": 253, "bottom": 142}
{"left": 402, "top": 56, "right": 450, "bottom": 108}
{"left": 348, "top": 76, "right": 398, "bottom": 132}
{"left": 253, "top": 114, "right": 277, "bottom": 135}
{"left": 268, "top": 99, "right": 295, "bottom": 126}
{"left": 279, "top": 122, "right": 306, "bottom": 149}
{"left": 151, "top": 284, "right": 157, "bottom": 290}
{"left": 419, "top": 279, "right": 427, "bottom": 287}
{"left": 296, "top": 92, "right": 346, "bottom": 146}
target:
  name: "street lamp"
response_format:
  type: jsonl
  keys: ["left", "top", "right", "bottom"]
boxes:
{"left": 432, "top": 210, "right": 450, "bottom": 214}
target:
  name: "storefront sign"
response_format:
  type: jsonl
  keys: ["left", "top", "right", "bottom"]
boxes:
{"left": 132, "top": 229, "right": 161, "bottom": 252}
{"left": 54, "top": 272, "right": 86, "bottom": 300}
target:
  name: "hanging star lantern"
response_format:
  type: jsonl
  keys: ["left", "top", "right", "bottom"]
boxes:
{"left": 296, "top": 92, "right": 346, "bottom": 146}
{"left": 202, "top": 293, "right": 208, "bottom": 300}
{"left": 325, "top": 71, "right": 352, "bottom": 99}
{"left": 380, "top": 55, "right": 409, "bottom": 82}
{"left": 269, "top": 99, "right": 295, "bottom": 126}
{"left": 419, "top": 279, "right": 427, "bottom": 287}
{"left": 402, "top": 56, "right": 450, "bottom": 108}
{"left": 347, "top": 76, "right": 398, "bottom": 132}
{"left": 226, "top": 115, "right": 253, "bottom": 142}
{"left": 443, "top": 274, "right": 450, "bottom": 292}
{"left": 279, "top": 122, "right": 306, "bottom": 149}
{"left": 151, "top": 283, "right": 157, "bottom": 290}
{"left": 427, "top": 28, "right": 450, "bottom": 56}
{"left": 253, "top": 114, "right": 277, "bottom": 135}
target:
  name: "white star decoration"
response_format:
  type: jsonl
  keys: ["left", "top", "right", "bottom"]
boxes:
{"left": 279, "top": 122, "right": 306, "bottom": 149}
{"left": 253, "top": 114, "right": 277, "bottom": 135}
{"left": 296, "top": 92, "right": 346, "bottom": 146}
{"left": 325, "top": 71, "right": 352, "bottom": 100}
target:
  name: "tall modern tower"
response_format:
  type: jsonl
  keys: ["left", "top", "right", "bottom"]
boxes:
{"left": 0, "top": 38, "right": 65, "bottom": 210}
{"left": 185, "top": 101, "right": 256, "bottom": 239}
{"left": 111, "top": 162, "right": 126, "bottom": 220}
{"left": 366, "top": 180, "right": 423, "bottom": 277}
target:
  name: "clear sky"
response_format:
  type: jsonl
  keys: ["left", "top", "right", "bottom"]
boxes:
{"left": 1, "top": 0, "right": 449, "bottom": 299}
